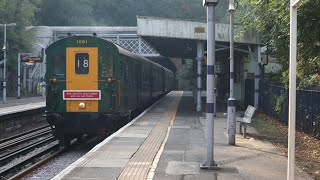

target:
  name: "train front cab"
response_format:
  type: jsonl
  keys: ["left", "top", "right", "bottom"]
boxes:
{"left": 46, "top": 37, "right": 121, "bottom": 145}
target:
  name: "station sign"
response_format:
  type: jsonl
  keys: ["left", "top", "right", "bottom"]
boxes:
{"left": 63, "top": 90, "right": 101, "bottom": 100}
{"left": 194, "top": 27, "right": 205, "bottom": 33}
{"left": 20, "top": 55, "right": 43, "bottom": 63}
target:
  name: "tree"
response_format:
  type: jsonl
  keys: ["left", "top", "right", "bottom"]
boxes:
{"left": 238, "top": 0, "right": 320, "bottom": 87}
{"left": 38, "top": 0, "right": 94, "bottom": 26}
{"left": 176, "top": 60, "right": 194, "bottom": 80}
{"left": 91, "top": 0, "right": 229, "bottom": 26}
{"left": 296, "top": 0, "right": 320, "bottom": 88}
{"left": 37, "top": 1, "right": 229, "bottom": 26}
{"left": 0, "top": 0, "right": 40, "bottom": 64}
{"left": 0, "top": 0, "right": 41, "bottom": 95}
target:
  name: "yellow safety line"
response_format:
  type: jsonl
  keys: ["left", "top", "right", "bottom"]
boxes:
{"left": 147, "top": 110, "right": 178, "bottom": 180}
{"left": 117, "top": 91, "right": 182, "bottom": 180}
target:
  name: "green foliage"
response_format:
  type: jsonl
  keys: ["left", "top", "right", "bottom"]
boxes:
{"left": 298, "top": 74, "right": 320, "bottom": 89}
{"left": 38, "top": 0, "right": 93, "bottom": 26}
{"left": 38, "top": 0, "right": 230, "bottom": 26}
{"left": 0, "top": 0, "right": 40, "bottom": 67}
{"left": 92, "top": 0, "right": 211, "bottom": 26}
{"left": 238, "top": 0, "right": 290, "bottom": 68}
{"left": 238, "top": 0, "right": 320, "bottom": 87}
{"left": 0, "top": 0, "right": 40, "bottom": 95}
{"left": 176, "top": 60, "right": 193, "bottom": 80}
{"left": 273, "top": 94, "right": 285, "bottom": 114}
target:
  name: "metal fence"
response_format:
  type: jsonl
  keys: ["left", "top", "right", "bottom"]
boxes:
{"left": 259, "top": 80, "right": 320, "bottom": 139}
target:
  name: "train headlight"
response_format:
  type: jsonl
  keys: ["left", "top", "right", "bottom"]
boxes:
{"left": 79, "top": 102, "right": 86, "bottom": 109}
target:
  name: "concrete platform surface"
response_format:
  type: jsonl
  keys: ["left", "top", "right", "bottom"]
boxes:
{"left": 0, "top": 96, "right": 45, "bottom": 116}
{"left": 53, "top": 91, "right": 312, "bottom": 180}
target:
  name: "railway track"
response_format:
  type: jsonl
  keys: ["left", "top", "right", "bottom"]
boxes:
{"left": 0, "top": 125, "right": 60, "bottom": 179}
{"left": 0, "top": 125, "right": 52, "bottom": 151}
{"left": 9, "top": 135, "right": 101, "bottom": 180}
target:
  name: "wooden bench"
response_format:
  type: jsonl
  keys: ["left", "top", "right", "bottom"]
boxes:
{"left": 236, "top": 105, "right": 256, "bottom": 138}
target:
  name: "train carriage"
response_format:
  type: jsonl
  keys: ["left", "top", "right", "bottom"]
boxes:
{"left": 45, "top": 36, "right": 174, "bottom": 145}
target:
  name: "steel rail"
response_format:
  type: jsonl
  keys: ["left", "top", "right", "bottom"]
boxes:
{"left": 0, "top": 127, "right": 52, "bottom": 151}
{"left": 0, "top": 142, "right": 60, "bottom": 179}
{"left": 8, "top": 147, "right": 65, "bottom": 180}
{"left": 6, "top": 134, "right": 98, "bottom": 179}
{"left": 0, "top": 125, "right": 50, "bottom": 144}
{"left": 0, "top": 136, "right": 55, "bottom": 165}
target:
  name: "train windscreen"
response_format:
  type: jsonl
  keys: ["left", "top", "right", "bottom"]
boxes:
{"left": 52, "top": 55, "right": 66, "bottom": 76}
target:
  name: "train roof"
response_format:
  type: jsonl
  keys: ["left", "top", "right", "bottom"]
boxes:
{"left": 47, "top": 36, "right": 173, "bottom": 73}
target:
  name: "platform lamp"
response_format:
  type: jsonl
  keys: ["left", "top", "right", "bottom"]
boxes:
{"left": 227, "top": 0, "right": 236, "bottom": 145}
{"left": 0, "top": 22, "right": 16, "bottom": 104}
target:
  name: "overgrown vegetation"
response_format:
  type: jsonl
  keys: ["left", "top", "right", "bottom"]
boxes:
{"left": 252, "top": 113, "right": 320, "bottom": 179}
{"left": 273, "top": 94, "right": 285, "bottom": 114}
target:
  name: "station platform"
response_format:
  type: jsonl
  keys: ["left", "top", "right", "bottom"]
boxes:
{"left": 0, "top": 96, "right": 45, "bottom": 116}
{"left": 53, "top": 91, "right": 311, "bottom": 180}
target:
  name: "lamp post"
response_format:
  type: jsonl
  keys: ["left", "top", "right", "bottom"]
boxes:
{"left": 201, "top": 0, "right": 219, "bottom": 170}
{"left": 1, "top": 23, "right": 16, "bottom": 104}
{"left": 227, "top": 0, "right": 236, "bottom": 145}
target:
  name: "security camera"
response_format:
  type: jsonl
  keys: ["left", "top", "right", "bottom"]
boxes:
{"left": 2, "top": 46, "right": 6, "bottom": 51}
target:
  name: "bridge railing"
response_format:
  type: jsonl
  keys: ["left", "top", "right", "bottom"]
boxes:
{"left": 259, "top": 80, "right": 320, "bottom": 139}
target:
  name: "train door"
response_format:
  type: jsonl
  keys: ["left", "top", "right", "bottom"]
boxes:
{"left": 120, "top": 59, "right": 126, "bottom": 112}
{"left": 65, "top": 48, "right": 99, "bottom": 112}
{"left": 127, "top": 60, "right": 136, "bottom": 110}
{"left": 100, "top": 52, "right": 116, "bottom": 112}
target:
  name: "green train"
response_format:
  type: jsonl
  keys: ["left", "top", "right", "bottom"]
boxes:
{"left": 45, "top": 36, "right": 174, "bottom": 145}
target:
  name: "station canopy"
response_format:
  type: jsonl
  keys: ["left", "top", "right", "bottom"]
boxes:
{"left": 137, "top": 16, "right": 260, "bottom": 58}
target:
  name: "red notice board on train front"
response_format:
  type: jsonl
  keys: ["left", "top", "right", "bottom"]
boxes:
{"left": 63, "top": 90, "right": 101, "bottom": 100}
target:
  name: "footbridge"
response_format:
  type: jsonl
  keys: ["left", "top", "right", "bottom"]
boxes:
{"left": 34, "top": 26, "right": 159, "bottom": 57}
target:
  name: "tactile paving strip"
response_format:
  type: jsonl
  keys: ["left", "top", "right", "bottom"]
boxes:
{"left": 118, "top": 91, "right": 182, "bottom": 180}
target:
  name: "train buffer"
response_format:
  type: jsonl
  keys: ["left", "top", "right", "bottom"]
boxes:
{"left": 52, "top": 91, "right": 311, "bottom": 180}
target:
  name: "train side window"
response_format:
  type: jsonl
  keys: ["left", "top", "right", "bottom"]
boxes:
{"left": 99, "top": 53, "right": 113, "bottom": 77}
{"left": 52, "top": 55, "right": 66, "bottom": 76}
{"left": 106, "top": 53, "right": 113, "bottom": 77}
